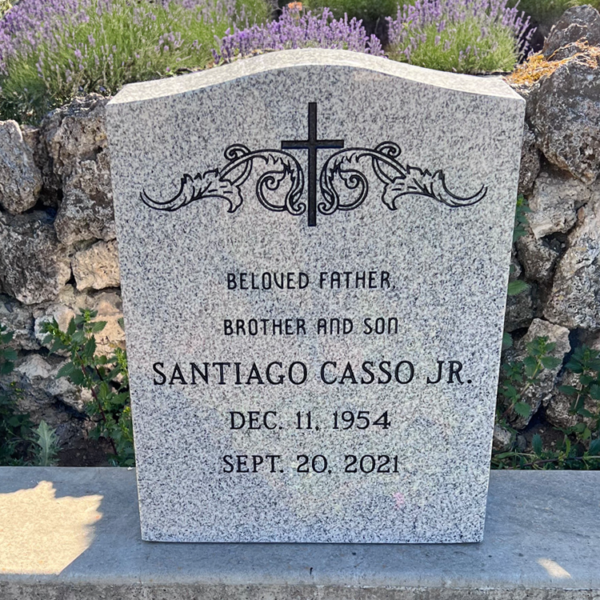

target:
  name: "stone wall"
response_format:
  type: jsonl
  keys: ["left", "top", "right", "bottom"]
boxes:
{"left": 1, "top": 7, "right": 600, "bottom": 463}
{"left": 500, "top": 6, "right": 600, "bottom": 448}
{"left": 0, "top": 96, "right": 122, "bottom": 463}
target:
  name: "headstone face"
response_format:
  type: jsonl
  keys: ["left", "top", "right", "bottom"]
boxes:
{"left": 107, "top": 49, "right": 524, "bottom": 543}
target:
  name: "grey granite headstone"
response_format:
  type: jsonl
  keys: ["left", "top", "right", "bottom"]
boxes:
{"left": 107, "top": 49, "right": 524, "bottom": 543}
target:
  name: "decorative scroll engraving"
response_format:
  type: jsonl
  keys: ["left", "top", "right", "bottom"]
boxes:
{"left": 319, "top": 142, "right": 487, "bottom": 216}
{"left": 141, "top": 103, "right": 487, "bottom": 227}
{"left": 141, "top": 144, "right": 305, "bottom": 216}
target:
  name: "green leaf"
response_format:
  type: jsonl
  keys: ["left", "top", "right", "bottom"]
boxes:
{"left": 565, "top": 358, "right": 584, "bottom": 373}
{"left": 502, "top": 332, "right": 513, "bottom": 350}
{"left": 98, "top": 381, "right": 111, "bottom": 400}
{"left": 56, "top": 362, "right": 76, "bottom": 379}
{"left": 107, "top": 367, "right": 121, "bottom": 381}
{"left": 541, "top": 356, "right": 561, "bottom": 370}
{"left": 8, "top": 415, "right": 22, "bottom": 427}
{"left": 113, "top": 391, "right": 130, "bottom": 406}
{"left": 91, "top": 321, "right": 107, "bottom": 333}
{"left": 558, "top": 385, "right": 578, "bottom": 396}
{"left": 501, "top": 383, "right": 518, "bottom": 401}
{"left": 40, "top": 319, "right": 56, "bottom": 333}
{"left": 50, "top": 340, "right": 66, "bottom": 353}
{"left": 70, "top": 369, "right": 85, "bottom": 386}
{"left": 33, "top": 420, "right": 59, "bottom": 466}
{"left": 71, "top": 330, "right": 85, "bottom": 344}
{"left": 507, "top": 280, "right": 529, "bottom": 296}
{"left": 0, "top": 361, "right": 14, "bottom": 375}
{"left": 4, "top": 349, "right": 17, "bottom": 362}
{"left": 67, "top": 318, "right": 76, "bottom": 336}
{"left": 589, "top": 384, "right": 600, "bottom": 400}
{"left": 589, "top": 438, "right": 600, "bottom": 456}
{"left": 513, "top": 227, "right": 527, "bottom": 242}
{"left": 523, "top": 356, "right": 539, "bottom": 379}
{"left": 580, "top": 374, "right": 595, "bottom": 386}
{"left": 84, "top": 335, "right": 97, "bottom": 360}
{"left": 532, "top": 434, "right": 543, "bottom": 457}
{"left": 494, "top": 451, "right": 522, "bottom": 459}
{"left": 514, "top": 402, "right": 532, "bottom": 418}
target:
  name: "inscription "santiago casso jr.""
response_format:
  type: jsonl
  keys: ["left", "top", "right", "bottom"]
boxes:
{"left": 152, "top": 360, "right": 471, "bottom": 386}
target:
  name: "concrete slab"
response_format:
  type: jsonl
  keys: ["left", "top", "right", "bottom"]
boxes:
{"left": 0, "top": 468, "right": 598, "bottom": 599}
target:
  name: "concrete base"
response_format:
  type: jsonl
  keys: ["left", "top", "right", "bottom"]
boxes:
{"left": 0, "top": 468, "right": 598, "bottom": 599}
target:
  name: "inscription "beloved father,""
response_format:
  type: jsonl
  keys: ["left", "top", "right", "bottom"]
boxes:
{"left": 226, "top": 270, "right": 392, "bottom": 290}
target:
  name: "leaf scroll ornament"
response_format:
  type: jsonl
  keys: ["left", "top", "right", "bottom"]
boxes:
{"left": 140, "top": 144, "right": 304, "bottom": 217}
{"left": 382, "top": 167, "right": 487, "bottom": 210}
{"left": 141, "top": 170, "right": 242, "bottom": 213}
{"left": 321, "top": 142, "right": 488, "bottom": 214}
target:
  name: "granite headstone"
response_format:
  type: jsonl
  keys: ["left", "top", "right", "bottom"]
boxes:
{"left": 107, "top": 49, "right": 524, "bottom": 543}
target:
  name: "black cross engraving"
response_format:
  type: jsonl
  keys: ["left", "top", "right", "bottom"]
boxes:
{"left": 282, "top": 103, "right": 344, "bottom": 227}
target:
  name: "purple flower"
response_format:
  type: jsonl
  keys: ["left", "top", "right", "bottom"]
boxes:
{"left": 213, "top": 6, "right": 384, "bottom": 64}
{"left": 0, "top": 0, "right": 265, "bottom": 74}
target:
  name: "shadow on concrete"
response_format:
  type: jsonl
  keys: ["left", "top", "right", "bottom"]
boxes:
{"left": 0, "top": 468, "right": 597, "bottom": 592}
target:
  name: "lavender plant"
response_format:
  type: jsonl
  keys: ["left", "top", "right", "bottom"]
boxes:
{"left": 387, "top": 0, "right": 533, "bottom": 74}
{"left": 214, "top": 5, "right": 383, "bottom": 63}
{"left": 0, "top": 0, "right": 272, "bottom": 123}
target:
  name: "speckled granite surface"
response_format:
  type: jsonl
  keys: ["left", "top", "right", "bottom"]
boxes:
{"left": 106, "top": 49, "right": 525, "bottom": 543}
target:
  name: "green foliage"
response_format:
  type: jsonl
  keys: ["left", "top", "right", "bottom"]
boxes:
{"left": 1, "top": 0, "right": 272, "bottom": 124}
{"left": 513, "top": 195, "right": 531, "bottom": 242}
{"left": 508, "top": 0, "right": 600, "bottom": 25}
{"left": 0, "top": 324, "right": 16, "bottom": 377}
{"left": 303, "top": 0, "right": 401, "bottom": 22}
{"left": 0, "top": 324, "right": 34, "bottom": 465}
{"left": 494, "top": 342, "right": 600, "bottom": 470}
{"left": 498, "top": 336, "right": 560, "bottom": 423}
{"left": 43, "top": 309, "right": 134, "bottom": 466}
{"left": 502, "top": 332, "right": 513, "bottom": 350}
{"left": 1, "top": 323, "right": 62, "bottom": 466}
{"left": 559, "top": 346, "right": 600, "bottom": 443}
{"left": 493, "top": 433, "right": 600, "bottom": 469}
{"left": 32, "top": 420, "right": 60, "bottom": 466}
{"left": 0, "top": 0, "right": 11, "bottom": 18}
{"left": 507, "top": 279, "right": 530, "bottom": 296}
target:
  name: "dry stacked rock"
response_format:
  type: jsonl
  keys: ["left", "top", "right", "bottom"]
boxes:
{"left": 501, "top": 5, "right": 600, "bottom": 445}
{"left": 0, "top": 95, "right": 121, "bottom": 460}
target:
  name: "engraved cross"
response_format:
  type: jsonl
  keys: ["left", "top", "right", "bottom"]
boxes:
{"left": 282, "top": 103, "right": 344, "bottom": 227}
